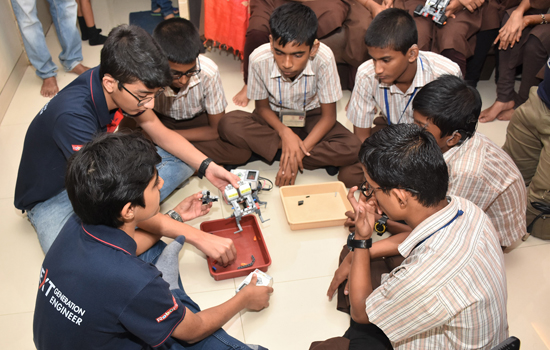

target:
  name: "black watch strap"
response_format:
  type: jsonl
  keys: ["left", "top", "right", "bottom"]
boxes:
{"left": 197, "top": 158, "right": 213, "bottom": 179}
{"left": 374, "top": 215, "right": 388, "bottom": 236}
{"left": 347, "top": 233, "right": 372, "bottom": 251}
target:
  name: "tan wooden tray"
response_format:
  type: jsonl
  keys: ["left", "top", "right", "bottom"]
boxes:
{"left": 279, "top": 181, "right": 353, "bottom": 230}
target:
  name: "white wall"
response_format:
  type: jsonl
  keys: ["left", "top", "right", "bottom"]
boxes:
{"left": 0, "top": 0, "right": 25, "bottom": 92}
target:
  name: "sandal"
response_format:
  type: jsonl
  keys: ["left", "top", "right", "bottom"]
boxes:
{"left": 151, "top": 7, "right": 180, "bottom": 17}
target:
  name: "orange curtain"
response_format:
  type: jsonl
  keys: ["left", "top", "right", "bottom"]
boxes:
{"left": 204, "top": 0, "right": 250, "bottom": 59}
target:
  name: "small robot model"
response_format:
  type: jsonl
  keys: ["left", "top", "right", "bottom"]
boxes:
{"left": 224, "top": 181, "right": 269, "bottom": 233}
{"left": 413, "top": 0, "right": 450, "bottom": 26}
{"left": 201, "top": 190, "right": 219, "bottom": 205}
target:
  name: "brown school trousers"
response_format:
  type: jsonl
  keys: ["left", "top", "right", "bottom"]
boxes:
{"left": 335, "top": 245, "right": 405, "bottom": 315}
{"left": 218, "top": 108, "right": 362, "bottom": 186}
{"left": 119, "top": 111, "right": 253, "bottom": 166}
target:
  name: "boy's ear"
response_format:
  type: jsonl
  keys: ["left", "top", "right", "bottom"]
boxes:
{"left": 309, "top": 39, "right": 320, "bottom": 58}
{"left": 103, "top": 74, "right": 117, "bottom": 94}
{"left": 120, "top": 202, "right": 135, "bottom": 223}
{"left": 269, "top": 35, "right": 274, "bottom": 51}
{"left": 446, "top": 130, "right": 463, "bottom": 148}
{"left": 392, "top": 188, "right": 410, "bottom": 209}
{"left": 407, "top": 44, "right": 419, "bottom": 63}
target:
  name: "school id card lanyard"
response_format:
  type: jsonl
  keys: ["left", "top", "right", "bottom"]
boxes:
{"left": 383, "top": 57, "right": 424, "bottom": 125}
{"left": 413, "top": 208, "right": 464, "bottom": 251}
{"left": 278, "top": 75, "right": 307, "bottom": 128}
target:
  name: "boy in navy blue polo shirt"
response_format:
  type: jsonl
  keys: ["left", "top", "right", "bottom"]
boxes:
{"left": 14, "top": 24, "right": 240, "bottom": 266}
{"left": 33, "top": 132, "right": 272, "bottom": 350}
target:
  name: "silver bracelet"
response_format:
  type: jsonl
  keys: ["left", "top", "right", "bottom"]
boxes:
{"left": 166, "top": 209, "right": 183, "bottom": 223}
{"left": 542, "top": 14, "right": 548, "bottom": 25}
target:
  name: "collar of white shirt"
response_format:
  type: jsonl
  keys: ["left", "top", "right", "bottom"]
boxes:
{"left": 163, "top": 73, "right": 201, "bottom": 98}
{"left": 398, "top": 196, "right": 460, "bottom": 257}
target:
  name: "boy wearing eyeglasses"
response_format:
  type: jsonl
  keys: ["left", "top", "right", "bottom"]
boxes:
{"left": 217, "top": 2, "right": 361, "bottom": 187}
{"left": 315, "top": 123, "right": 508, "bottom": 349}
{"left": 120, "top": 18, "right": 252, "bottom": 166}
{"left": 15, "top": 25, "right": 240, "bottom": 266}
{"left": 327, "top": 75, "right": 527, "bottom": 313}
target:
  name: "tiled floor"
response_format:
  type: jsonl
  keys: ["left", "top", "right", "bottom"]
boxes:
{"left": 1, "top": 1, "right": 549, "bottom": 348}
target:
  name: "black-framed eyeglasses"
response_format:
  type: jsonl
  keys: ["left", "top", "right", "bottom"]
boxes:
{"left": 118, "top": 81, "right": 165, "bottom": 107}
{"left": 171, "top": 57, "right": 201, "bottom": 80}
{"left": 359, "top": 180, "right": 420, "bottom": 198}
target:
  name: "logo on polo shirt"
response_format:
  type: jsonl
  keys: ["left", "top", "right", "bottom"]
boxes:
{"left": 72, "top": 145, "right": 83, "bottom": 151}
{"left": 38, "top": 267, "right": 86, "bottom": 326}
{"left": 156, "top": 295, "right": 179, "bottom": 323}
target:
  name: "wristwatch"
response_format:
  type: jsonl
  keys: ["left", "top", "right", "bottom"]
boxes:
{"left": 374, "top": 215, "right": 388, "bottom": 236}
{"left": 166, "top": 210, "right": 183, "bottom": 223}
{"left": 347, "top": 233, "right": 372, "bottom": 251}
{"left": 197, "top": 158, "right": 213, "bottom": 179}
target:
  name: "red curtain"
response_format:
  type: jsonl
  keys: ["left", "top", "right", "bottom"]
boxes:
{"left": 204, "top": 0, "right": 250, "bottom": 59}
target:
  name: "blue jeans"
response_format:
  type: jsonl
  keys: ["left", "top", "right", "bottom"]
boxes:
{"left": 156, "top": 146, "right": 195, "bottom": 202}
{"left": 151, "top": 0, "right": 177, "bottom": 18}
{"left": 28, "top": 147, "right": 194, "bottom": 253}
{"left": 139, "top": 242, "right": 254, "bottom": 350}
{"left": 27, "top": 189, "right": 73, "bottom": 254}
{"left": 10, "top": 0, "right": 82, "bottom": 79}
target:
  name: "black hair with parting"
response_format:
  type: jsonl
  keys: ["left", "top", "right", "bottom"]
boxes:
{"left": 153, "top": 18, "right": 202, "bottom": 65}
{"left": 364, "top": 8, "right": 418, "bottom": 55}
{"left": 100, "top": 24, "right": 172, "bottom": 89}
{"left": 66, "top": 132, "right": 162, "bottom": 228}
{"left": 359, "top": 123, "right": 448, "bottom": 208}
{"left": 269, "top": 2, "right": 318, "bottom": 48}
{"left": 413, "top": 74, "right": 480, "bottom": 143}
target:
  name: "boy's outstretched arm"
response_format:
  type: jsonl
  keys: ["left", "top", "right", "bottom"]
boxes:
{"left": 136, "top": 109, "right": 240, "bottom": 191}
{"left": 135, "top": 213, "right": 237, "bottom": 266}
{"left": 172, "top": 274, "right": 273, "bottom": 343}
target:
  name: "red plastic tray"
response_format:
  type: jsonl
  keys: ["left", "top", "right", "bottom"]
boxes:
{"left": 200, "top": 215, "right": 271, "bottom": 281}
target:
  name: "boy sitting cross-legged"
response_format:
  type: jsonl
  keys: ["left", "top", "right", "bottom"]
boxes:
{"left": 218, "top": 2, "right": 361, "bottom": 187}
{"left": 121, "top": 18, "right": 252, "bottom": 166}
{"left": 338, "top": 8, "right": 461, "bottom": 187}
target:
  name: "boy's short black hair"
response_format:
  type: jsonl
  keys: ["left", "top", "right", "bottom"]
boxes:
{"left": 359, "top": 124, "right": 448, "bottom": 208}
{"left": 66, "top": 132, "right": 161, "bottom": 228}
{"left": 364, "top": 8, "right": 418, "bottom": 55}
{"left": 413, "top": 74, "right": 480, "bottom": 142}
{"left": 269, "top": 2, "right": 318, "bottom": 48}
{"left": 153, "top": 18, "right": 202, "bottom": 64}
{"left": 100, "top": 24, "right": 172, "bottom": 89}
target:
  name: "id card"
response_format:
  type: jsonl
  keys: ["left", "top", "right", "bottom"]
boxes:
{"left": 279, "top": 109, "right": 306, "bottom": 128}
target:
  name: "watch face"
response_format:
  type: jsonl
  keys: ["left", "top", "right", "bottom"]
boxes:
{"left": 168, "top": 210, "right": 183, "bottom": 222}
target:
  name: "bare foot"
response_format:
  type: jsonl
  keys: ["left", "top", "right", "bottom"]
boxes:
{"left": 70, "top": 63, "right": 91, "bottom": 75}
{"left": 41, "top": 76, "right": 59, "bottom": 98}
{"left": 164, "top": 13, "right": 174, "bottom": 20}
{"left": 479, "top": 100, "right": 514, "bottom": 123}
{"left": 232, "top": 84, "right": 249, "bottom": 107}
{"left": 497, "top": 108, "right": 515, "bottom": 121}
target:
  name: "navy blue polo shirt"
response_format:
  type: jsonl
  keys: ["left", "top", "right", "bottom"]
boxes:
{"left": 33, "top": 215, "right": 186, "bottom": 350}
{"left": 14, "top": 67, "right": 124, "bottom": 211}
